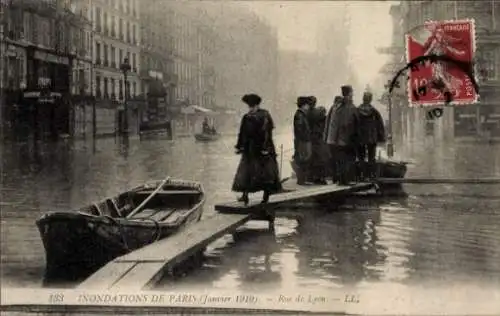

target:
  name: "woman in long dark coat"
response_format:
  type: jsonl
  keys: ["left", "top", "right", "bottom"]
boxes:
{"left": 232, "top": 93, "right": 282, "bottom": 205}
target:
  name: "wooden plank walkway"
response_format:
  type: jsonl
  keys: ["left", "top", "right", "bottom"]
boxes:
{"left": 377, "top": 177, "right": 500, "bottom": 184}
{"left": 215, "top": 182, "right": 374, "bottom": 214}
{"left": 78, "top": 181, "right": 375, "bottom": 290}
{"left": 78, "top": 213, "right": 251, "bottom": 290}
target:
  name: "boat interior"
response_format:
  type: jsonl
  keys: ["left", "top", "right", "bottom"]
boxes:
{"left": 77, "top": 183, "right": 204, "bottom": 222}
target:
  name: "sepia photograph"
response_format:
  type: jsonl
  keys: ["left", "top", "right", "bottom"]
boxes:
{"left": 1, "top": 0, "right": 499, "bottom": 314}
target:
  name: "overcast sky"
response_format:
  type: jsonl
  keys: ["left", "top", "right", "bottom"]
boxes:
{"left": 239, "top": 0, "right": 394, "bottom": 86}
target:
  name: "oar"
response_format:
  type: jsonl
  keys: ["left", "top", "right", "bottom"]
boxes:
{"left": 126, "top": 176, "right": 171, "bottom": 219}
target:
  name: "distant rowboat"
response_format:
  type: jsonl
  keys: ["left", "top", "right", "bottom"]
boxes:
{"left": 194, "top": 132, "right": 221, "bottom": 142}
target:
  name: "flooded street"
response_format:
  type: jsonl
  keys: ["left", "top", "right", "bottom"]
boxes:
{"left": 1, "top": 134, "right": 500, "bottom": 292}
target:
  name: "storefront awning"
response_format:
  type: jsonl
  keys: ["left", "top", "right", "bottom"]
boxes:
{"left": 181, "top": 105, "right": 215, "bottom": 115}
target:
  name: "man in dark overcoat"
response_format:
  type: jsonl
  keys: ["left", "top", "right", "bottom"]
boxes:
{"left": 356, "top": 91, "right": 386, "bottom": 179}
{"left": 323, "top": 85, "right": 359, "bottom": 185}
{"left": 293, "top": 96, "right": 312, "bottom": 185}
{"left": 307, "top": 96, "right": 328, "bottom": 184}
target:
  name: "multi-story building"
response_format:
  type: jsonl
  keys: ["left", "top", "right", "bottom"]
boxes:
{"left": 90, "top": 0, "right": 142, "bottom": 135}
{"left": 138, "top": 0, "right": 169, "bottom": 124}
{"left": 379, "top": 1, "right": 500, "bottom": 142}
{"left": 1, "top": 0, "right": 91, "bottom": 140}
{"left": 139, "top": 1, "right": 216, "bottom": 129}
{"left": 196, "top": 3, "right": 279, "bottom": 114}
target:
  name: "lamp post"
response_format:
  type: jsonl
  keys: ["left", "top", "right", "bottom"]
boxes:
{"left": 120, "top": 57, "right": 131, "bottom": 136}
{"left": 384, "top": 80, "right": 395, "bottom": 158}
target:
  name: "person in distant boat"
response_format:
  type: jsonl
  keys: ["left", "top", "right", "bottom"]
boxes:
{"left": 209, "top": 124, "right": 217, "bottom": 135}
{"left": 293, "top": 96, "right": 312, "bottom": 185}
{"left": 356, "top": 91, "right": 386, "bottom": 180}
{"left": 307, "top": 96, "right": 328, "bottom": 184}
{"left": 231, "top": 93, "right": 282, "bottom": 205}
{"left": 202, "top": 117, "right": 210, "bottom": 134}
{"left": 324, "top": 86, "right": 359, "bottom": 185}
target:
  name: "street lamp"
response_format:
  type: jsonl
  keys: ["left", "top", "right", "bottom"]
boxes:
{"left": 384, "top": 80, "right": 395, "bottom": 158}
{"left": 120, "top": 57, "right": 131, "bottom": 136}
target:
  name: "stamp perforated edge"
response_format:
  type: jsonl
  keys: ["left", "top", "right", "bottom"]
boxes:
{"left": 404, "top": 18, "right": 478, "bottom": 107}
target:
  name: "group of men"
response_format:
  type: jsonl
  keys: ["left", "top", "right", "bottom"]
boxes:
{"left": 293, "top": 85, "right": 386, "bottom": 186}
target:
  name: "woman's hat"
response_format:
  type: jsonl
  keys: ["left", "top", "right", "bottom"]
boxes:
{"left": 333, "top": 96, "right": 343, "bottom": 104}
{"left": 242, "top": 93, "right": 262, "bottom": 106}
{"left": 297, "top": 96, "right": 309, "bottom": 107}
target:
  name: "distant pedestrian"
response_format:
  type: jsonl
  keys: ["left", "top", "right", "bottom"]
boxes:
{"left": 293, "top": 96, "right": 312, "bottom": 185}
{"left": 356, "top": 91, "right": 386, "bottom": 179}
{"left": 307, "top": 96, "right": 328, "bottom": 184}
{"left": 323, "top": 86, "right": 359, "bottom": 185}
{"left": 232, "top": 93, "right": 282, "bottom": 205}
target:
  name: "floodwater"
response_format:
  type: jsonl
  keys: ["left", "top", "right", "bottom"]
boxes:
{"left": 1, "top": 133, "right": 500, "bottom": 294}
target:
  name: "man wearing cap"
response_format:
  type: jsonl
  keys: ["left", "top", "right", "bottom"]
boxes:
{"left": 356, "top": 91, "right": 386, "bottom": 179}
{"left": 293, "top": 96, "right": 312, "bottom": 185}
{"left": 323, "top": 85, "right": 359, "bottom": 185}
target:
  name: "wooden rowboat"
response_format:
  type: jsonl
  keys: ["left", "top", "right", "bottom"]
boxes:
{"left": 194, "top": 132, "right": 221, "bottom": 142}
{"left": 36, "top": 178, "right": 205, "bottom": 285}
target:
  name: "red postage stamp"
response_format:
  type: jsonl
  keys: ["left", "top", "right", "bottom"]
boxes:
{"left": 405, "top": 19, "right": 477, "bottom": 107}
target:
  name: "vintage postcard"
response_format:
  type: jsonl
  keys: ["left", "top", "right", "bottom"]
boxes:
{"left": 1, "top": 0, "right": 500, "bottom": 315}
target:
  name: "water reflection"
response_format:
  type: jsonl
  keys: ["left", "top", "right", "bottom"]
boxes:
{"left": 1, "top": 136, "right": 500, "bottom": 290}
{"left": 283, "top": 208, "right": 385, "bottom": 286}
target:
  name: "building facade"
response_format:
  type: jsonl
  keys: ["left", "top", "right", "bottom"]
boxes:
{"left": 379, "top": 1, "right": 500, "bottom": 143}
{"left": 90, "top": 0, "right": 142, "bottom": 135}
{"left": 138, "top": 1, "right": 217, "bottom": 132}
{"left": 1, "top": 0, "right": 92, "bottom": 140}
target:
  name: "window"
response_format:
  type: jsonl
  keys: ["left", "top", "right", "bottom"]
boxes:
{"left": 103, "top": 77, "right": 108, "bottom": 97}
{"left": 38, "top": 16, "right": 50, "bottom": 47}
{"left": 494, "top": 1, "right": 500, "bottom": 31}
{"left": 479, "top": 47, "right": 499, "bottom": 80}
{"left": 103, "top": 12, "right": 108, "bottom": 35}
{"left": 23, "top": 12, "right": 32, "bottom": 42}
{"left": 126, "top": 22, "right": 130, "bottom": 43}
{"left": 96, "top": 7, "right": 102, "bottom": 32}
{"left": 132, "top": 82, "right": 137, "bottom": 96}
{"left": 111, "top": 78, "right": 116, "bottom": 97}
{"left": 111, "top": 16, "right": 116, "bottom": 37}
{"left": 103, "top": 44, "right": 109, "bottom": 65}
{"left": 132, "top": 53, "right": 136, "bottom": 71}
{"left": 132, "top": 24, "right": 136, "bottom": 44}
{"left": 119, "top": 49, "right": 123, "bottom": 65}
{"left": 95, "top": 42, "right": 101, "bottom": 63}
{"left": 111, "top": 46, "right": 116, "bottom": 67}
{"left": 119, "top": 18, "right": 123, "bottom": 40}
{"left": 96, "top": 76, "right": 101, "bottom": 97}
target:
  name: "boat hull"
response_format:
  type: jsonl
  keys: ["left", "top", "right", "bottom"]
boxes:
{"left": 194, "top": 133, "right": 220, "bottom": 142}
{"left": 289, "top": 158, "right": 408, "bottom": 195}
{"left": 36, "top": 179, "right": 205, "bottom": 285}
